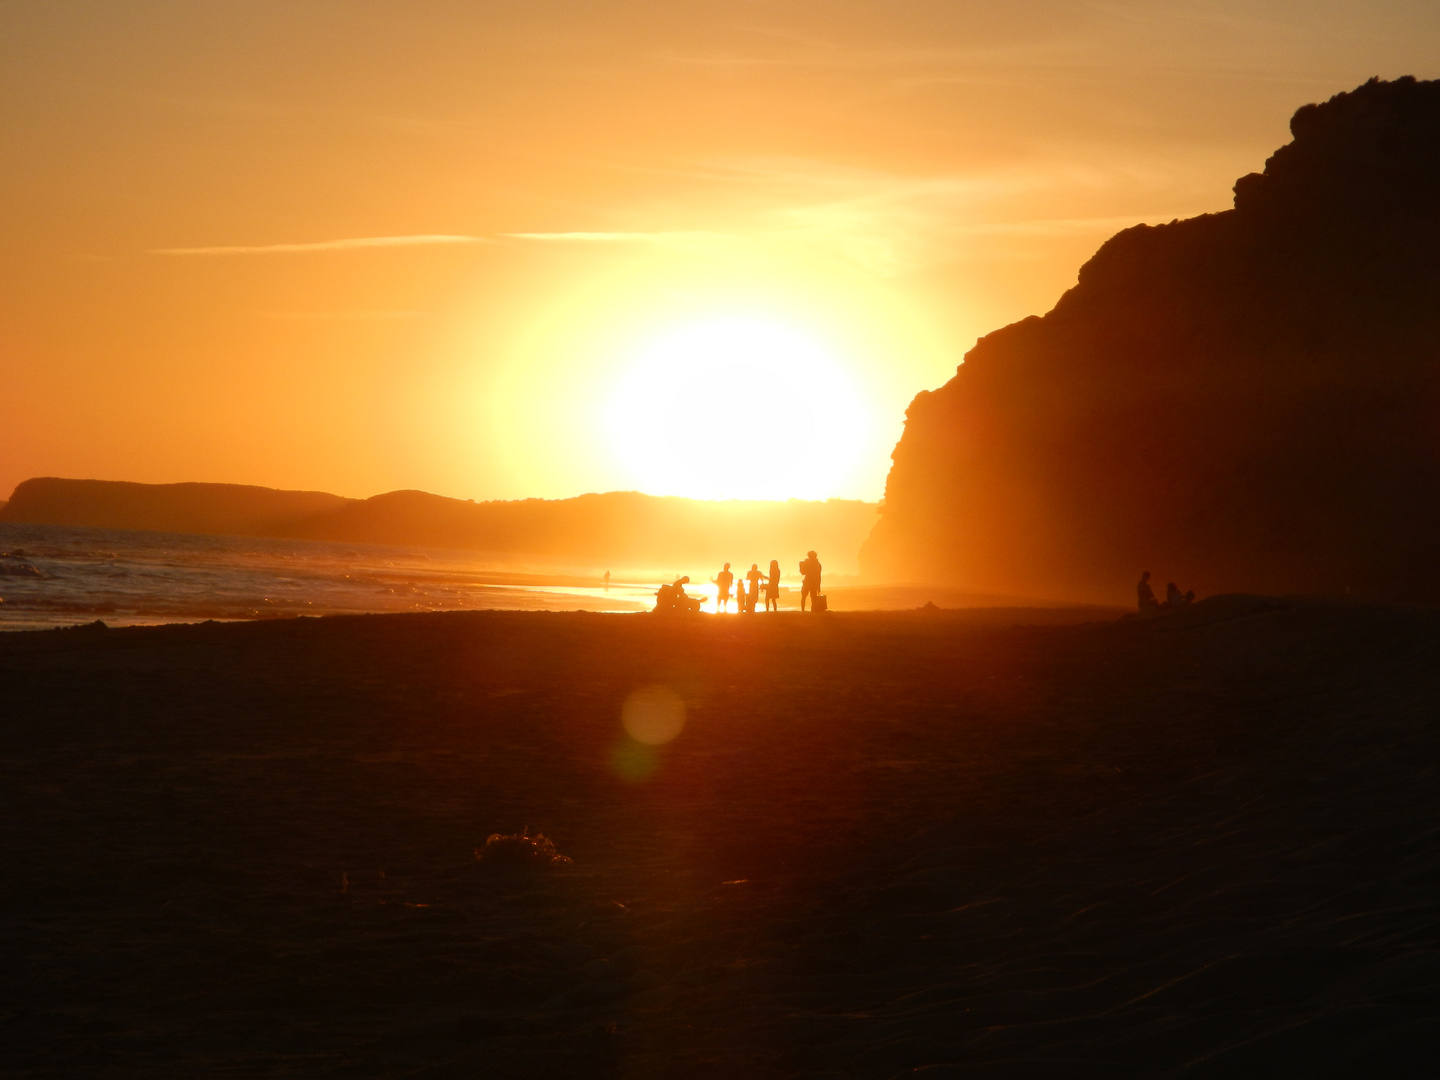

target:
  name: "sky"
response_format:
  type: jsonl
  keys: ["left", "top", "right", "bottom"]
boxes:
{"left": 2, "top": 1, "right": 1438, "bottom": 503}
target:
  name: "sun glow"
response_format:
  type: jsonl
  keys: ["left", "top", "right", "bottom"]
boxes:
{"left": 603, "top": 317, "right": 873, "bottom": 502}
{"left": 465, "top": 249, "right": 957, "bottom": 503}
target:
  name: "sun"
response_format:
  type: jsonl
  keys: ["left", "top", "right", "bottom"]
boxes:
{"left": 603, "top": 316, "right": 873, "bottom": 501}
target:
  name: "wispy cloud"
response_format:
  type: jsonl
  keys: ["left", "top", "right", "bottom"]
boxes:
{"left": 256, "top": 310, "right": 421, "bottom": 320}
{"left": 151, "top": 235, "right": 488, "bottom": 256}
{"left": 500, "top": 231, "right": 716, "bottom": 245}
{"left": 674, "top": 151, "right": 1227, "bottom": 275}
{"left": 957, "top": 214, "right": 1186, "bottom": 237}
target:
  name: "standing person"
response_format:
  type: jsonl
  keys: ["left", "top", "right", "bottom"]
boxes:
{"left": 1137, "top": 571, "right": 1160, "bottom": 615}
{"left": 603, "top": 570, "right": 611, "bottom": 590}
{"left": 712, "top": 563, "right": 734, "bottom": 612}
{"left": 745, "top": 563, "right": 764, "bottom": 613}
{"left": 799, "top": 550, "right": 822, "bottom": 612}
{"left": 765, "top": 559, "right": 780, "bottom": 612}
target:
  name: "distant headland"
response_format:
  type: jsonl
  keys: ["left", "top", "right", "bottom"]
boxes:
{"left": 0, "top": 477, "right": 876, "bottom": 574}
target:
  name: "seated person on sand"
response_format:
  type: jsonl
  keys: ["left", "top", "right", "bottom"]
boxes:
{"left": 654, "top": 576, "right": 701, "bottom": 614}
{"left": 712, "top": 563, "right": 735, "bottom": 613}
{"left": 672, "top": 576, "right": 702, "bottom": 614}
{"left": 1137, "top": 571, "right": 1160, "bottom": 615}
{"left": 1164, "top": 582, "right": 1195, "bottom": 609}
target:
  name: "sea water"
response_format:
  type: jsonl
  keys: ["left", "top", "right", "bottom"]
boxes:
{"left": 0, "top": 523, "right": 660, "bottom": 631}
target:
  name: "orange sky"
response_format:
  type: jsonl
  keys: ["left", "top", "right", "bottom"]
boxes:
{"left": 3, "top": 1, "right": 1437, "bottom": 503}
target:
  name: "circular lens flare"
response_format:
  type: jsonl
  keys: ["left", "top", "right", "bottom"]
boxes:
{"left": 621, "top": 684, "right": 686, "bottom": 745}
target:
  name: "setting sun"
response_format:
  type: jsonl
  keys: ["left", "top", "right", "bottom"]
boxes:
{"left": 604, "top": 316, "right": 871, "bottom": 501}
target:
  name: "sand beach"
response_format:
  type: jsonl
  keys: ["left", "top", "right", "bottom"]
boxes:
{"left": 3, "top": 599, "right": 1438, "bottom": 1077}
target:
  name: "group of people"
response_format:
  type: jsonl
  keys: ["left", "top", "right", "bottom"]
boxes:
{"left": 654, "top": 550, "right": 824, "bottom": 614}
{"left": 713, "top": 560, "right": 781, "bottom": 613}
{"left": 1137, "top": 570, "right": 1195, "bottom": 615}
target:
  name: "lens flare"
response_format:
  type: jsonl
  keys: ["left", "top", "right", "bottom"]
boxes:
{"left": 621, "top": 684, "right": 686, "bottom": 745}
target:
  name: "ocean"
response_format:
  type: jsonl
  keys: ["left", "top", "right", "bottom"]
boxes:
{"left": 0, "top": 523, "right": 659, "bottom": 631}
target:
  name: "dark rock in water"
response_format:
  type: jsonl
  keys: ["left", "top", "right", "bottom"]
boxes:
{"left": 863, "top": 77, "right": 1440, "bottom": 604}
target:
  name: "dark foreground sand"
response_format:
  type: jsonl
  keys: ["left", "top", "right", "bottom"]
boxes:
{"left": 3, "top": 599, "right": 1439, "bottom": 1078}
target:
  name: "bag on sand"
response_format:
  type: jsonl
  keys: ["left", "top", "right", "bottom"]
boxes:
{"left": 814, "top": 594, "right": 828, "bottom": 613}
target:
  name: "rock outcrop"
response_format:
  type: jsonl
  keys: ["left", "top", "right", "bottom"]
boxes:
{"left": 862, "top": 77, "right": 1440, "bottom": 603}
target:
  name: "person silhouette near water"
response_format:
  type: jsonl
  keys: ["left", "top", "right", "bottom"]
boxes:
{"left": 765, "top": 559, "right": 780, "bottom": 611}
{"left": 1137, "top": 571, "right": 1160, "bottom": 615}
{"left": 713, "top": 562, "right": 734, "bottom": 612}
{"left": 603, "top": 570, "right": 610, "bottom": 590}
{"left": 745, "top": 563, "right": 764, "bottom": 613}
{"left": 799, "top": 550, "right": 822, "bottom": 611}
{"left": 672, "top": 576, "right": 700, "bottom": 613}
{"left": 656, "top": 575, "right": 700, "bottom": 614}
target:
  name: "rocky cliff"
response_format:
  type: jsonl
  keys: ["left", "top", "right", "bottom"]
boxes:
{"left": 862, "top": 77, "right": 1440, "bottom": 603}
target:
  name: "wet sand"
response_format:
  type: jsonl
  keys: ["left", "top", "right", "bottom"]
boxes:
{"left": 3, "top": 599, "right": 1439, "bottom": 1077}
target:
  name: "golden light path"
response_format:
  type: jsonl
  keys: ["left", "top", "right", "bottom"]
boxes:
{"left": 603, "top": 316, "right": 873, "bottom": 502}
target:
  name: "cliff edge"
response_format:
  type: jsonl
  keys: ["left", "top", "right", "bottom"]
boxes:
{"left": 862, "top": 77, "right": 1440, "bottom": 603}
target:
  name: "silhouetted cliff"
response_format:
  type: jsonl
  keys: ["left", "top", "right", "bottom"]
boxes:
{"left": 0, "top": 478, "right": 875, "bottom": 572}
{"left": 863, "top": 77, "right": 1440, "bottom": 603}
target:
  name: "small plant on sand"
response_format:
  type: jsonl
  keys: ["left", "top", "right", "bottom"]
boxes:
{"left": 476, "top": 827, "right": 572, "bottom": 867}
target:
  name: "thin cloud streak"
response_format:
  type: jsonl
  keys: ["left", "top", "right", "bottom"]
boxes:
{"left": 501, "top": 231, "right": 717, "bottom": 244}
{"left": 256, "top": 310, "right": 421, "bottom": 320}
{"left": 152, "top": 235, "right": 488, "bottom": 255}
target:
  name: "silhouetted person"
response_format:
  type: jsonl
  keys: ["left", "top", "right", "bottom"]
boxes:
{"left": 1137, "top": 571, "right": 1160, "bottom": 615}
{"left": 799, "top": 550, "right": 822, "bottom": 611}
{"left": 745, "top": 563, "right": 764, "bottom": 613}
{"left": 672, "top": 576, "right": 701, "bottom": 614}
{"left": 656, "top": 576, "right": 699, "bottom": 614}
{"left": 1165, "top": 582, "right": 1183, "bottom": 608}
{"left": 712, "top": 562, "right": 734, "bottom": 612}
{"left": 765, "top": 559, "right": 780, "bottom": 611}
{"left": 603, "top": 570, "right": 611, "bottom": 590}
